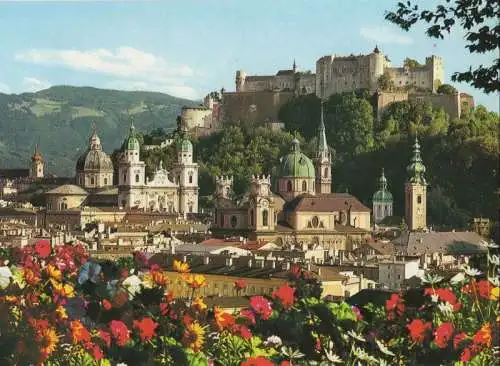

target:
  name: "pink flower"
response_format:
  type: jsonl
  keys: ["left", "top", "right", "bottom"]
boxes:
{"left": 249, "top": 296, "right": 273, "bottom": 320}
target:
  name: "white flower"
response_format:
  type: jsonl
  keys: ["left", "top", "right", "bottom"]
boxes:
{"left": 0, "top": 266, "right": 13, "bottom": 290}
{"left": 421, "top": 273, "right": 444, "bottom": 285}
{"left": 122, "top": 275, "right": 142, "bottom": 298}
{"left": 437, "top": 302, "right": 454, "bottom": 315}
{"left": 264, "top": 335, "right": 282, "bottom": 347}
{"left": 3, "top": 260, "right": 9, "bottom": 266}
{"left": 379, "top": 359, "right": 389, "bottom": 366}
{"left": 324, "top": 350, "right": 343, "bottom": 363}
{"left": 353, "top": 346, "right": 378, "bottom": 363}
{"left": 481, "top": 241, "right": 499, "bottom": 249}
{"left": 461, "top": 265, "right": 482, "bottom": 277}
{"left": 347, "top": 330, "right": 366, "bottom": 342}
{"left": 450, "top": 272, "right": 465, "bottom": 284}
{"left": 488, "top": 276, "right": 500, "bottom": 287}
{"left": 375, "top": 339, "right": 395, "bottom": 357}
{"left": 488, "top": 254, "right": 500, "bottom": 266}
{"left": 430, "top": 294, "right": 439, "bottom": 303}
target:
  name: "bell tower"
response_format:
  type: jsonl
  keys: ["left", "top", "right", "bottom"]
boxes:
{"left": 30, "top": 144, "right": 44, "bottom": 179}
{"left": 315, "top": 101, "right": 332, "bottom": 194}
{"left": 405, "top": 134, "right": 427, "bottom": 231}
{"left": 249, "top": 174, "right": 274, "bottom": 232}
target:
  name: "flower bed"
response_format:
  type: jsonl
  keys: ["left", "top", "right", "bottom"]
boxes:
{"left": 0, "top": 241, "right": 498, "bottom": 365}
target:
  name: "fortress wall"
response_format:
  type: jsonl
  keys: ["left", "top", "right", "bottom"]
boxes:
{"left": 408, "top": 93, "right": 461, "bottom": 119}
{"left": 376, "top": 91, "right": 409, "bottom": 120}
{"left": 386, "top": 66, "right": 434, "bottom": 92}
{"left": 221, "top": 91, "right": 295, "bottom": 125}
{"left": 181, "top": 107, "right": 213, "bottom": 130}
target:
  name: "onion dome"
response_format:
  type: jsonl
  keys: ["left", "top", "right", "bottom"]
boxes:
{"left": 373, "top": 168, "right": 393, "bottom": 203}
{"left": 278, "top": 138, "right": 315, "bottom": 179}
{"left": 31, "top": 144, "right": 43, "bottom": 162}
{"left": 76, "top": 128, "right": 113, "bottom": 172}
{"left": 124, "top": 121, "right": 140, "bottom": 151}
{"left": 406, "top": 134, "right": 427, "bottom": 185}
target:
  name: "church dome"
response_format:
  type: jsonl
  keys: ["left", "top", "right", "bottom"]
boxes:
{"left": 278, "top": 139, "right": 315, "bottom": 179}
{"left": 124, "top": 123, "right": 140, "bottom": 151}
{"left": 373, "top": 168, "right": 393, "bottom": 203}
{"left": 177, "top": 138, "right": 193, "bottom": 152}
{"left": 76, "top": 130, "right": 114, "bottom": 172}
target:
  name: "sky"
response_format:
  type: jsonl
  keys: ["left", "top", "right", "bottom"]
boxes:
{"left": 0, "top": 0, "right": 497, "bottom": 111}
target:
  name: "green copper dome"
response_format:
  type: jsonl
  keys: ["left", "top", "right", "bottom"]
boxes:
{"left": 278, "top": 139, "right": 315, "bottom": 179}
{"left": 373, "top": 168, "right": 393, "bottom": 203}
{"left": 406, "top": 135, "right": 427, "bottom": 185}
{"left": 177, "top": 138, "right": 193, "bottom": 152}
{"left": 124, "top": 122, "right": 140, "bottom": 151}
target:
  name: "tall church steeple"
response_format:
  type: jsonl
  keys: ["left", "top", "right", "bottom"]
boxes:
{"left": 30, "top": 143, "right": 44, "bottom": 179}
{"left": 315, "top": 101, "right": 332, "bottom": 194}
{"left": 404, "top": 133, "right": 427, "bottom": 231}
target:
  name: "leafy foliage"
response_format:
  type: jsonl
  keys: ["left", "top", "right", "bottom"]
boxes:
{"left": 385, "top": 0, "right": 500, "bottom": 93}
{"left": 437, "top": 83, "right": 459, "bottom": 95}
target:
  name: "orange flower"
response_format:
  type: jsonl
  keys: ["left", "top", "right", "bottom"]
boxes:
{"left": 151, "top": 270, "right": 169, "bottom": 286}
{"left": 46, "top": 264, "right": 62, "bottom": 281}
{"left": 473, "top": 323, "right": 492, "bottom": 348}
{"left": 192, "top": 296, "right": 207, "bottom": 312}
{"left": 36, "top": 327, "right": 59, "bottom": 360}
{"left": 214, "top": 306, "right": 235, "bottom": 330}
{"left": 24, "top": 268, "right": 40, "bottom": 286}
{"left": 173, "top": 259, "right": 190, "bottom": 273}
{"left": 182, "top": 321, "right": 205, "bottom": 352}
{"left": 70, "top": 320, "right": 91, "bottom": 344}
{"left": 133, "top": 317, "right": 159, "bottom": 342}
{"left": 272, "top": 284, "right": 296, "bottom": 309}
{"left": 490, "top": 287, "right": 499, "bottom": 301}
{"left": 184, "top": 274, "right": 206, "bottom": 289}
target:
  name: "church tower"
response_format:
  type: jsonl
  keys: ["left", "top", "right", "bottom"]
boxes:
{"left": 315, "top": 102, "right": 332, "bottom": 194}
{"left": 118, "top": 121, "right": 146, "bottom": 209}
{"left": 405, "top": 134, "right": 427, "bottom": 231}
{"left": 373, "top": 168, "right": 393, "bottom": 224}
{"left": 248, "top": 174, "right": 274, "bottom": 232}
{"left": 173, "top": 122, "right": 199, "bottom": 213}
{"left": 30, "top": 144, "right": 44, "bottom": 179}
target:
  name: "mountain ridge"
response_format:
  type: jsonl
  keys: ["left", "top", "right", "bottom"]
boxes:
{"left": 0, "top": 85, "right": 197, "bottom": 176}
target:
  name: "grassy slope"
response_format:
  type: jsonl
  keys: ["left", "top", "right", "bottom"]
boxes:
{"left": 0, "top": 86, "right": 197, "bottom": 176}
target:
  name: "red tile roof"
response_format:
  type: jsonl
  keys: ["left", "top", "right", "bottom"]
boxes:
{"left": 284, "top": 193, "right": 370, "bottom": 213}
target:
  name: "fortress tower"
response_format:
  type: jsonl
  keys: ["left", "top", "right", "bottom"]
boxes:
{"left": 29, "top": 144, "right": 44, "bottom": 179}
{"left": 248, "top": 174, "right": 274, "bottom": 232}
{"left": 235, "top": 70, "right": 247, "bottom": 92}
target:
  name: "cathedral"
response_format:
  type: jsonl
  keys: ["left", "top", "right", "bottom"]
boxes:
{"left": 213, "top": 103, "right": 372, "bottom": 252}
{"left": 44, "top": 122, "right": 199, "bottom": 213}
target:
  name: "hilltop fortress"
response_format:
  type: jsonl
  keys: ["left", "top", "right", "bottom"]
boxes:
{"left": 213, "top": 47, "right": 472, "bottom": 129}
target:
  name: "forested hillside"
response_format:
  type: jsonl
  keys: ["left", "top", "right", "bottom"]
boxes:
{"left": 0, "top": 86, "right": 196, "bottom": 176}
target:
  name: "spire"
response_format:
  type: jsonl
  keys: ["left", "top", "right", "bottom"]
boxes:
{"left": 379, "top": 168, "right": 387, "bottom": 191}
{"left": 406, "top": 132, "right": 426, "bottom": 184}
{"left": 89, "top": 121, "right": 102, "bottom": 150}
{"left": 317, "top": 101, "right": 329, "bottom": 156}
{"left": 293, "top": 59, "right": 297, "bottom": 73}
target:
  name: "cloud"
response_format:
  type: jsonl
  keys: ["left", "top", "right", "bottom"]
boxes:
{"left": 22, "top": 77, "right": 51, "bottom": 92}
{"left": 15, "top": 47, "right": 198, "bottom": 98}
{"left": 0, "top": 81, "right": 10, "bottom": 94}
{"left": 360, "top": 26, "right": 413, "bottom": 45}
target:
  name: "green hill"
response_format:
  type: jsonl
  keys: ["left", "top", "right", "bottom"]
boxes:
{"left": 0, "top": 85, "right": 197, "bottom": 176}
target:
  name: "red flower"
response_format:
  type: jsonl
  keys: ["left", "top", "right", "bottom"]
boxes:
{"left": 249, "top": 296, "right": 273, "bottom": 320}
{"left": 434, "top": 322, "right": 454, "bottom": 348}
{"left": 453, "top": 332, "right": 467, "bottom": 350}
{"left": 424, "top": 288, "right": 461, "bottom": 311}
{"left": 289, "top": 264, "right": 301, "bottom": 279}
{"left": 70, "top": 320, "right": 91, "bottom": 344}
{"left": 272, "top": 284, "right": 296, "bottom": 309}
{"left": 472, "top": 323, "right": 492, "bottom": 348}
{"left": 214, "top": 307, "right": 236, "bottom": 330}
{"left": 91, "top": 344, "right": 103, "bottom": 360}
{"left": 234, "top": 279, "right": 247, "bottom": 290}
{"left": 280, "top": 362, "right": 291, "bottom": 366}
{"left": 35, "top": 240, "right": 51, "bottom": 258}
{"left": 98, "top": 329, "right": 111, "bottom": 348}
{"left": 462, "top": 280, "right": 492, "bottom": 300}
{"left": 406, "top": 319, "right": 432, "bottom": 343}
{"left": 133, "top": 317, "right": 159, "bottom": 342}
{"left": 102, "top": 299, "right": 112, "bottom": 310}
{"left": 385, "top": 294, "right": 405, "bottom": 319}
{"left": 460, "top": 348, "right": 472, "bottom": 362}
{"left": 109, "top": 320, "right": 130, "bottom": 346}
{"left": 239, "top": 309, "right": 256, "bottom": 325}
{"left": 240, "top": 356, "right": 275, "bottom": 366}
{"left": 235, "top": 324, "right": 252, "bottom": 340}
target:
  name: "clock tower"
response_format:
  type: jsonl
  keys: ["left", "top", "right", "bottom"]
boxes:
{"left": 405, "top": 134, "right": 427, "bottom": 231}
{"left": 248, "top": 174, "right": 274, "bottom": 232}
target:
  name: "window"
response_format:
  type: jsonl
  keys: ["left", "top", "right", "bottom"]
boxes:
{"left": 397, "top": 275, "right": 401, "bottom": 280}
{"left": 188, "top": 174, "right": 193, "bottom": 184}
{"left": 287, "top": 180, "right": 292, "bottom": 192}
{"left": 262, "top": 210, "right": 269, "bottom": 227}
{"left": 104, "top": 178, "right": 108, "bottom": 185}
{"left": 312, "top": 216, "right": 319, "bottom": 228}
{"left": 250, "top": 209, "right": 254, "bottom": 226}
{"left": 417, "top": 195, "right": 422, "bottom": 204}
{"left": 324, "top": 167, "right": 328, "bottom": 178}
{"left": 135, "top": 174, "right": 140, "bottom": 183}
{"left": 188, "top": 205, "right": 193, "bottom": 212}
{"left": 302, "top": 180, "right": 307, "bottom": 191}
{"left": 90, "top": 177, "right": 95, "bottom": 185}
{"left": 121, "top": 200, "right": 126, "bottom": 208}
{"left": 220, "top": 214, "right": 224, "bottom": 227}
{"left": 123, "top": 174, "right": 126, "bottom": 183}
{"left": 230, "top": 215, "right": 237, "bottom": 228}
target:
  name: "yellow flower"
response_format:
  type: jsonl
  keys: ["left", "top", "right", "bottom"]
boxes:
{"left": 192, "top": 297, "right": 207, "bottom": 312}
{"left": 173, "top": 260, "right": 190, "bottom": 273}
{"left": 53, "top": 282, "right": 75, "bottom": 298}
{"left": 184, "top": 274, "right": 206, "bottom": 289}
{"left": 46, "top": 264, "right": 62, "bottom": 281}
{"left": 490, "top": 287, "right": 499, "bottom": 301}
{"left": 56, "top": 305, "right": 68, "bottom": 320}
{"left": 182, "top": 321, "right": 205, "bottom": 352}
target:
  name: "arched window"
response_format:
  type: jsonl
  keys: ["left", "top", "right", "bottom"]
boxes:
{"left": 250, "top": 209, "right": 254, "bottom": 227}
{"left": 324, "top": 167, "right": 328, "bottom": 178}
{"left": 287, "top": 180, "right": 292, "bottom": 192}
{"left": 135, "top": 174, "right": 140, "bottom": 183}
{"left": 302, "top": 180, "right": 307, "bottom": 191}
{"left": 90, "top": 177, "right": 95, "bottom": 185}
{"left": 189, "top": 174, "right": 193, "bottom": 184}
{"left": 262, "top": 210, "right": 269, "bottom": 227}
{"left": 312, "top": 216, "right": 319, "bottom": 228}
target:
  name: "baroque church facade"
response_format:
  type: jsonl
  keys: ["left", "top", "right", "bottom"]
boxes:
{"left": 213, "top": 103, "right": 372, "bottom": 252}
